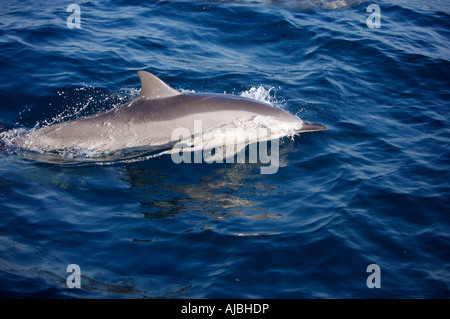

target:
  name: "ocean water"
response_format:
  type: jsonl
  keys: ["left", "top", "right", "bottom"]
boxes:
{"left": 0, "top": 0, "right": 449, "bottom": 298}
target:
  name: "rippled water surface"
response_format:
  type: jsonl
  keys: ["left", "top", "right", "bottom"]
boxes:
{"left": 0, "top": 0, "right": 449, "bottom": 298}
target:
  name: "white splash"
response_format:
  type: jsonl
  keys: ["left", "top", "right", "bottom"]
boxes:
{"left": 239, "top": 85, "right": 282, "bottom": 108}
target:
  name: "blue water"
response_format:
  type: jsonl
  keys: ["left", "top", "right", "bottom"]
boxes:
{"left": 0, "top": 0, "right": 449, "bottom": 298}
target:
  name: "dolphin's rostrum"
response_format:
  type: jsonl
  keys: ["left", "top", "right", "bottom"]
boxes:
{"left": 11, "top": 71, "right": 326, "bottom": 160}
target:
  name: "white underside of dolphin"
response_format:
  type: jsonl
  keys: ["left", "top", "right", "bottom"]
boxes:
{"left": 7, "top": 71, "right": 326, "bottom": 161}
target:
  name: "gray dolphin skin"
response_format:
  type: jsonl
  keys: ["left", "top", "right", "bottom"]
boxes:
{"left": 13, "top": 71, "right": 326, "bottom": 158}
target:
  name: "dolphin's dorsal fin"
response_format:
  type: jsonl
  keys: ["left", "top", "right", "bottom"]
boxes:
{"left": 137, "top": 71, "right": 182, "bottom": 99}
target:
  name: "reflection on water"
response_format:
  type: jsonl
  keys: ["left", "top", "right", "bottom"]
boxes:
{"left": 7, "top": 137, "right": 299, "bottom": 238}
{"left": 119, "top": 141, "right": 297, "bottom": 227}
{"left": 123, "top": 162, "right": 268, "bottom": 218}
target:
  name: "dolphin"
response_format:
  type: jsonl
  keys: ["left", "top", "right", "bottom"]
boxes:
{"left": 10, "top": 71, "right": 326, "bottom": 160}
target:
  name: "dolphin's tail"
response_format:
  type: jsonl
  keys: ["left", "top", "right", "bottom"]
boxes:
{"left": 296, "top": 122, "right": 327, "bottom": 133}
